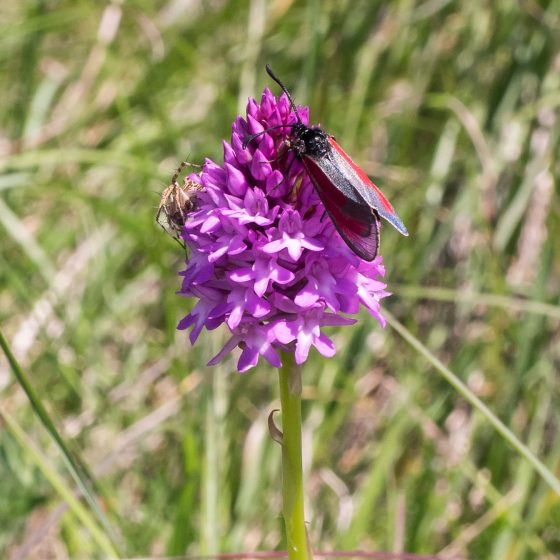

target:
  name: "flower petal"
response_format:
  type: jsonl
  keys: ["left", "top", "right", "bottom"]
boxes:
{"left": 313, "top": 332, "right": 336, "bottom": 358}
{"left": 295, "top": 331, "right": 313, "bottom": 365}
{"left": 251, "top": 149, "right": 272, "bottom": 181}
{"left": 225, "top": 163, "right": 247, "bottom": 197}
{"left": 208, "top": 335, "right": 240, "bottom": 366}
{"left": 238, "top": 345, "right": 259, "bottom": 372}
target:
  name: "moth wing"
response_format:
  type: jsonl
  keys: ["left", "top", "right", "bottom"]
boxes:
{"left": 302, "top": 157, "right": 380, "bottom": 261}
{"left": 328, "top": 138, "right": 408, "bottom": 236}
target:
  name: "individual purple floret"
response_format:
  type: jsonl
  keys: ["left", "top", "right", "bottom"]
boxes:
{"left": 177, "top": 88, "right": 390, "bottom": 372}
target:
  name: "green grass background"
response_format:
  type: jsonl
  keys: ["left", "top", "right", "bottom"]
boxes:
{"left": 1, "top": 1, "right": 559, "bottom": 558}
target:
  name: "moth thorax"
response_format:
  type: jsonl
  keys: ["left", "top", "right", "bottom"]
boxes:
{"left": 301, "top": 128, "right": 330, "bottom": 157}
{"left": 286, "top": 135, "right": 307, "bottom": 157}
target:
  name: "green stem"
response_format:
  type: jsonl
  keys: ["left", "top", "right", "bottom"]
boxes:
{"left": 278, "top": 352, "right": 312, "bottom": 560}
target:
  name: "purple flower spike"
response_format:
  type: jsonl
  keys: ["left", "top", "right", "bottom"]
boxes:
{"left": 177, "top": 89, "right": 390, "bottom": 371}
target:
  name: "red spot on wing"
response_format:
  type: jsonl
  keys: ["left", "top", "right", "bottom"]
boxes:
{"left": 329, "top": 138, "right": 394, "bottom": 213}
{"left": 302, "top": 157, "right": 379, "bottom": 261}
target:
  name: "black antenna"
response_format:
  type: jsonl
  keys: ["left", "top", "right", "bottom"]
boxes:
{"left": 242, "top": 124, "right": 290, "bottom": 149}
{"left": 243, "top": 65, "right": 304, "bottom": 149}
{"left": 265, "top": 64, "right": 302, "bottom": 123}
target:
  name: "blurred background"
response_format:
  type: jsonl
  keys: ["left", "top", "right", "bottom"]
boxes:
{"left": 1, "top": 1, "right": 559, "bottom": 559}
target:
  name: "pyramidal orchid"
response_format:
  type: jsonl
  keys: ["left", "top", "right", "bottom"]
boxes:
{"left": 177, "top": 88, "right": 390, "bottom": 373}
{"left": 165, "top": 78, "right": 400, "bottom": 560}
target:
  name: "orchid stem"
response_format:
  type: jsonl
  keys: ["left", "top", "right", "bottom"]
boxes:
{"left": 278, "top": 352, "right": 312, "bottom": 560}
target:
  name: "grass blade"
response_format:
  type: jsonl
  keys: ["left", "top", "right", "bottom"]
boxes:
{"left": 0, "top": 328, "right": 121, "bottom": 556}
{"left": 384, "top": 311, "right": 560, "bottom": 496}
{"left": 0, "top": 407, "right": 119, "bottom": 558}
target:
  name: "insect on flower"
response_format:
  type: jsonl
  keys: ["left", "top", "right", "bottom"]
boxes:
{"left": 244, "top": 65, "right": 408, "bottom": 261}
{"left": 156, "top": 160, "right": 203, "bottom": 242}
{"left": 176, "top": 83, "right": 392, "bottom": 371}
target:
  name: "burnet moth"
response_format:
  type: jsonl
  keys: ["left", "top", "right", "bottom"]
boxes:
{"left": 245, "top": 64, "right": 408, "bottom": 261}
